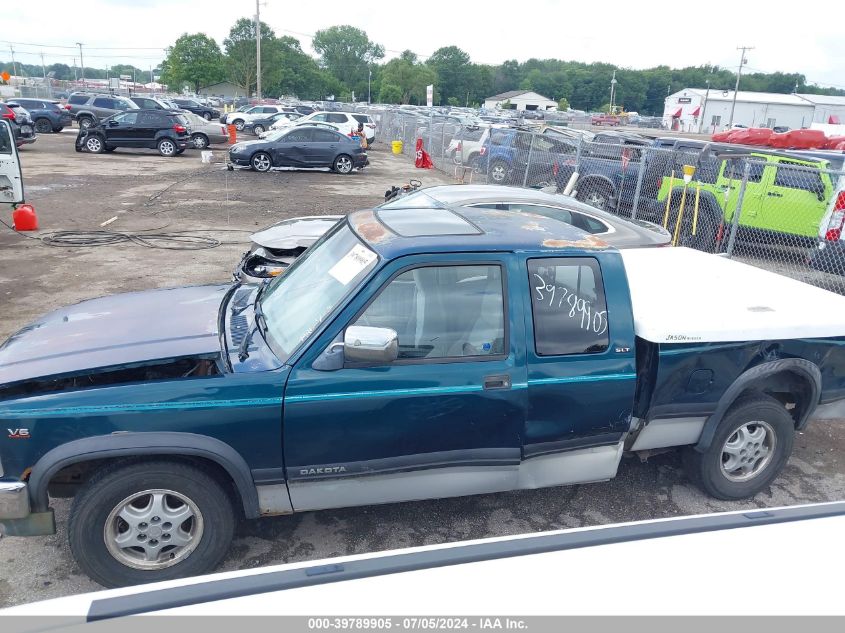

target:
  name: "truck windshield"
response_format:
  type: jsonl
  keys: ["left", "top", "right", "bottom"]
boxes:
{"left": 259, "top": 223, "right": 378, "bottom": 362}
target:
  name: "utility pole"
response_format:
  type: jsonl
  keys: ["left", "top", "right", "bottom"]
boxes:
{"left": 728, "top": 46, "right": 754, "bottom": 128}
{"left": 40, "top": 51, "right": 51, "bottom": 97}
{"left": 73, "top": 58, "right": 78, "bottom": 82}
{"left": 76, "top": 42, "right": 86, "bottom": 89}
{"left": 9, "top": 45, "right": 18, "bottom": 80}
{"left": 368, "top": 68, "right": 372, "bottom": 104}
{"left": 255, "top": 0, "right": 261, "bottom": 102}
{"left": 609, "top": 70, "right": 617, "bottom": 115}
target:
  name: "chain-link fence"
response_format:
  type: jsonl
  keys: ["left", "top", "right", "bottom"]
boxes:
{"left": 368, "top": 106, "right": 845, "bottom": 296}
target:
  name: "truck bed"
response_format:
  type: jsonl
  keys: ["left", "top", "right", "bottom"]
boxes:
{"left": 619, "top": 247, "right": 845, "bottom": 343}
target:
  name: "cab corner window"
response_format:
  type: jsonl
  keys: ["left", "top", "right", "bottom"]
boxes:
{"left": 528, "top": 258, "right": 609, "bottom": 356}
{"left": 352, "top": 264, "right": 506, "bottom": 361}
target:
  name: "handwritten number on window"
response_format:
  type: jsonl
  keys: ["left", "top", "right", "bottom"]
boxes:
{"left": 533, "top": 273, "right": 608, "bottom": 335}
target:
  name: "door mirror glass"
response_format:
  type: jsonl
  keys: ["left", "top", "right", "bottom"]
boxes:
{"left": 0, "top": 120, "right": 24, "bottom": 205}
{"left": 343, "top": 325, "right": 398, "bottom": 364}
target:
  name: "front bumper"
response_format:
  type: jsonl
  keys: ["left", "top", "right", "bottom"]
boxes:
{"left": 0, "top": 481, "right": 56, "bottom": 537}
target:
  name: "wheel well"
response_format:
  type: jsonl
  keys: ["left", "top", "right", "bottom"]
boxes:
{"left": 728, "top": 370, "right": 814, "bottom": 427}
{"left": 45, "top": 455, "right": 245, "bottom": 516}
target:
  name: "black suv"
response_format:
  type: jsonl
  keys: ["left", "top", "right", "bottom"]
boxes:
{"left": 171, "top": 98, "right": 220, "bottom": 120}
{"left": 75, "top": 109, "right": 191, "bottom": 156}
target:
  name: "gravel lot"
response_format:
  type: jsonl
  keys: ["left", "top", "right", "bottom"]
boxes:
{"left": 1, "top": 131, "right": 844, "bottom": 608}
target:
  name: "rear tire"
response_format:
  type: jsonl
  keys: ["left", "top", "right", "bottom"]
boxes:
{"left": 683, "top": 394, "right": 794, "bottom": 500}
{"left": 158, "top": 138, "right": 177, "bottom": 157}
{"left": 78, "top": 116, "right": 94, "bottom": 130}
{"left": 192, "top": 133, "right": 209, "bottom": 149}
{"left": 233, "top": 119, "right": 245, "bottom": 131}
{"left": 333, "top": 154, "right": 354, "bottom": 174}
{"left": 489, "top": 160, "right": 509, "bottom": 184}
{"left": 253, "top": 124, "right": 265, "bottom": 135}
{"left": 68, "top": 459, "right": 236, "bottom": 588}
{"left": 34, "top": 118, "right": 52, "bottom": 134}
{"left": 203, "top": 112, "right": 212, "bottom": 121}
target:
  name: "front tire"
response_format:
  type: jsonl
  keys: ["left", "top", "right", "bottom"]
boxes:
{"left": 251, "top": 151, "right": 273, "bottom": 172}
{"left": 253, "top": 124, "right": 265, "bottom": 135}
{"left": 333, "top": 154, "right": 353, "bottom": 174}
{"left": 683, "top": 395, "right": 794, "bottom": 500}
{"left": 233, "top": 119, "right": 245, "bottom": 131}
{"left": 68, "top": 460, "right": 236, "bottom": 588}
{"left": 85, "top": 135, "right": 105, "bottom": 153}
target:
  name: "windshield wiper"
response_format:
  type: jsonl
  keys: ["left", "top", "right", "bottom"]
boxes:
{"left": 238, "top": 281, "right": 271, "bottom": 362}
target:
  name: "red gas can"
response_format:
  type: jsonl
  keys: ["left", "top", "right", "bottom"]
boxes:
{"left": 12, "top": 204, "right": 38, "bottom": 231}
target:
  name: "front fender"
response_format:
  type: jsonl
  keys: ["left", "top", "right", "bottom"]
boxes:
{"left": 28, "top": 432, "right": 261, "bottom": 518}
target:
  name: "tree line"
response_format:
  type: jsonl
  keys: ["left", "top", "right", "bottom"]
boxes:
{"left": 4, "top": 21, "right": 844, "bottom": 114}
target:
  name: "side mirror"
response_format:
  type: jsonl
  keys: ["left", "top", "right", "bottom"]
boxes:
{"left": 108, "top": 120, "right": 119, "bottom": 126}
{"left": 343, "top": 326, "right": 399, "bottom": 364}
{"left": 0, "top": 120, "right": 25, "bottom": 205}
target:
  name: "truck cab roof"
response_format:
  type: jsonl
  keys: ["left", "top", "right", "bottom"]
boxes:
{"left": 346, "top": 205, "right": 610, "bottom": 260}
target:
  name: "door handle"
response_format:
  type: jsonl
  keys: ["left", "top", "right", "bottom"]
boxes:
{"left": 483, "top": 374, "right": 511, "bottom": 390}
{"left": 767, "top": 192, "right": 784, "bottom": 197}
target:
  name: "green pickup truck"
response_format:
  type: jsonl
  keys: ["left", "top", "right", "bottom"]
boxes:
{"left": 648, "top": 145, "right": 838, "bottom": 250}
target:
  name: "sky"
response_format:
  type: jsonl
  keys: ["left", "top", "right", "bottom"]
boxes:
{"left": 3, "top": 0, "right": 844, "bottom": 89}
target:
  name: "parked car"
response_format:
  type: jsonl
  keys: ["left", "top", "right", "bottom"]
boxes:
{"left": 647, "top": 147, "right": 838, "bottom": 251}
{"left": 66, "top": 93, "right": 138, "bottom": 129}
{"left": 275, "top": 111, "right": 366, "bottom": 139}
{"left": 181, "top": 112, "right": 229, "bottom": 149}
{"left": 171, "top": 98, "right": 220, "bottom": 120}
{"left": 591, "top": 114, "right": 621, "bottom": 126}
{"left": 236, "top": 215, "right": 344, "bottom": 283}
{"left": 227, "top": 125, "right": 367, "bottom": 173}
{"left": 8, "top": 98, "right": 72, "bottom": 133}
{"left": 224, "top": 105, "right": 289, "bottom": 130}
{"left": 476, "top": 127, "right": 578, "bottom": 187}
{"left": 809, "top": 173, "right": 845, "bottom": 276}
{"left": 74, "top": 109, "right": 191, "bottom": 157}
{"left": 0, "top": 102, "right": 36, "bottom": 147}
{"left": 129, "top": 96, "right": 173, "bottom": 110}
{"left": 1, "top": 203, "right": 843, "bottom": 587}
{"left": 234, "top": 185, "right": 672, "bottom": 282}
{"left": 447, "top": 125, "right": 490, "bottom": 168}
{"left": 0, "top": 119, "right": 24, "bottom": 202}
{"left": 243, "top": 111, "right": 302, "bottom": 136}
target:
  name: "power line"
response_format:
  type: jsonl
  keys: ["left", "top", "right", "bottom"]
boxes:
{"left": 0, "top": 39, "right": 166, "bottom": 50}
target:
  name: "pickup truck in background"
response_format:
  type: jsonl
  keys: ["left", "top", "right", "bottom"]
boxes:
{"left": 1, "top": 205, "right": 844, "bottom": 588}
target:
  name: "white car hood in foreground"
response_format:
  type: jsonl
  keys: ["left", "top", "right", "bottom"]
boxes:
{"left": 620, "top": 247, "right": 845, "bottom": 343}
{"left": 250, "top": 216, "right": 343, "bottom": 250}
{"left": 3, "top": 502, "right": 845, "bottom": 619}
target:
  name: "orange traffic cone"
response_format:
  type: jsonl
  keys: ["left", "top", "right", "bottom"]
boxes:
{"left": 12, "top": 204, "right": 38, "bottom": 231}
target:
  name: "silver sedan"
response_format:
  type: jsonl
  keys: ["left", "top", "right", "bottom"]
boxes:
{"left": 183, "top": 112, "right": 229, "bottom": 149}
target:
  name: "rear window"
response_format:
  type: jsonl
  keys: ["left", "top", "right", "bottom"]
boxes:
{"left": 352, "top": 114, "right": 372, "bottom": 124}
{"left": 68, "top": 94, "right": 89, "bottom": 105}
{"left": 527, "top": 257, "right": 609, "bottom": 356}
{"left": 724, "top": 157, "right": 765, "bottom": 183}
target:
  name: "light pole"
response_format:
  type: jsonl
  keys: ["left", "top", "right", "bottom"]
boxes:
{"left": 76, "top": 42, "right": 85, "bottom": 88}
{"left": 368, "top": 69, "right": 372, "bottom": 104}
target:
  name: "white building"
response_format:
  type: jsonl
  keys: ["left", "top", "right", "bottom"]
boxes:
{"left": 663, "top": 89, "right": 845, "bottom": 133}
{"left": 484, "top": 90, "right": 558, "bottom": 112}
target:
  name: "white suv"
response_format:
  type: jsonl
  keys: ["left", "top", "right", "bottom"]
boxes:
{"left": 272, "top": 111, "right": 374, "bottom": 142}
{"left": 225, "top": 105, "right": 290, "bottom": 131}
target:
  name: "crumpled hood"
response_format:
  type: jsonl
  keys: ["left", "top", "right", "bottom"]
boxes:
{"left": 0, "top": 285, "right": 229, "bottom": 386}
